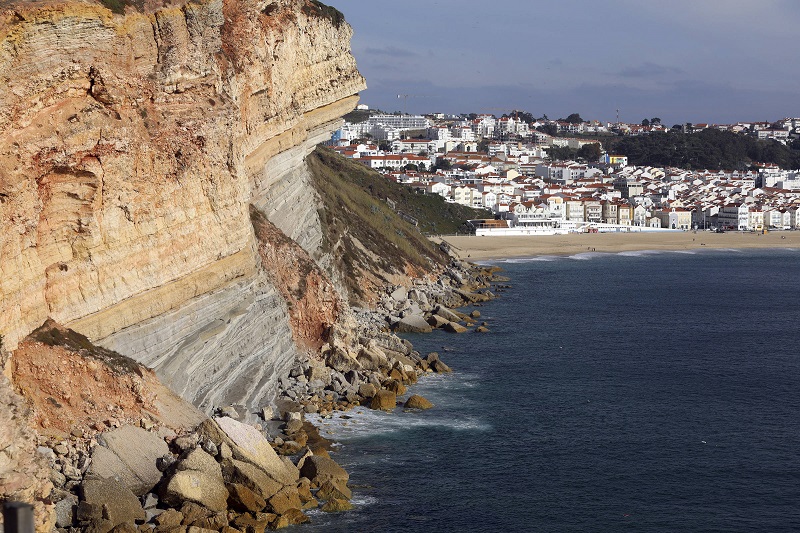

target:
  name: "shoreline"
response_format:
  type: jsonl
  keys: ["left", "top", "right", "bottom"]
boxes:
{"left": 433, "top": 230, "right": 800, "bottom": 261}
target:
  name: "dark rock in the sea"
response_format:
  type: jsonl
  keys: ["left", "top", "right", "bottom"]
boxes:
{"left": 426, "top": 352, "right": 440, "bottom": 363}
{"left": 370, "top": 390, "right": 397, "bottom": 412}
{"left": 432, "top": 359, "right": 452, "bottom": 373}
{"left": 322, "top": 498, "right": 354, "bottom": 513}
{"left": 404, "top": 395, "right": 434, "bottom": 410}
{"left": 470, "top": 310, "right": 481, "bottom": 318}
{"left": 475, "top": 326, "right": 490, "bottom": 333}
{"left": 81, "top": 476, "right": 145, "bottom": 529}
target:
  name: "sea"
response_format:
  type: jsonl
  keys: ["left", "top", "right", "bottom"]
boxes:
{"left": 305, "top": 247, "right": 800, "bottom": 532}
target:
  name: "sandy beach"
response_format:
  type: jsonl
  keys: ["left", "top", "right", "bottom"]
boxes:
{"left": 432, "top": 230, "right": 800, "bottom": 261}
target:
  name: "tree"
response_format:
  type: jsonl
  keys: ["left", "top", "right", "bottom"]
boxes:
{"left": 433, "top": 157, "right": 452, "bottom": 171}
{"left": 563, "top": 113, "right": 583, "bottom": 124}
{"left": 641, "top": 119, "right": 650, "bottom": 127}
{"left": 379, "top": 141, "right": 391, "bottom": 152}
{"left": 537, "top": 124, "right": 558, "bottom": 136}
{"left": 477, "top": 139, "right": 490, "bottom": 153}
{"left": 577, "top": 143, "right": 603, "bottom": 162}
{"left": 650, "top": 117, "right": 662, "bottom": 126}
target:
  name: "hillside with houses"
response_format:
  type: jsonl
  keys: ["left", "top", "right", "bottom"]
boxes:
{"left": 329, "top": 110, "right": 800, "bottom": 233}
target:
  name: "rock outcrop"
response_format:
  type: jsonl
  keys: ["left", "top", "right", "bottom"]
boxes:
{"left": 0, "top": 0, "right": 365, "bottom": 412}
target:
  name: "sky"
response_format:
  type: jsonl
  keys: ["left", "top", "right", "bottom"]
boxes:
{"left": 334, "top": 0, "right": 800, "bottom": 126}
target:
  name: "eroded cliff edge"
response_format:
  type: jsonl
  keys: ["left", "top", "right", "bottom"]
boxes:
{"left": 0, "top": 0, "right": 366, "bottom": 410}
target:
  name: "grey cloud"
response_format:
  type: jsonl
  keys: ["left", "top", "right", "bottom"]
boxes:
{"left": 618, "top": 62, "right": 684, "bottom": 78}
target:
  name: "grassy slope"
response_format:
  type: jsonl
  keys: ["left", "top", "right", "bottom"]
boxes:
{"left": 308, "top": 147, "right": 484, "bottom": 302}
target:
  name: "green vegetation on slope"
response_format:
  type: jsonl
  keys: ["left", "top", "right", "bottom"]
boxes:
{"left": 311, "top": 147, "right": 489, "bottom": 235}
{"left": 606, "top": 129, "right": 800, "bottom": 170}
{"left": 308, "top": 147, "right": 444, "bottom": 301}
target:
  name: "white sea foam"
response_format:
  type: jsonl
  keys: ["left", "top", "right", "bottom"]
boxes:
{"left": 567, "top": 252, "right": 599, "bottom": 260}
{"left": 617, "top": 250, "right": 663, "bottom": 257}
{"left": 308, "top": 406, "right": 492, "bottom": 441}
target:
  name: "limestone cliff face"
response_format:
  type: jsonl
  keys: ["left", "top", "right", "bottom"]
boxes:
{"left": 0, "top": 0, "right": 366, "bottom": 410}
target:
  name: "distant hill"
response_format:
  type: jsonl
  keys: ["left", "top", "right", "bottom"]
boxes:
{"left": 606, "top": 129, "right": 800, "bottom": 170}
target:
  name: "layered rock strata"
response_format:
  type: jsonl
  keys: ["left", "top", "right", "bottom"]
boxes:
{"left": 0, "top": 0, "right": 365, "bottom": 410}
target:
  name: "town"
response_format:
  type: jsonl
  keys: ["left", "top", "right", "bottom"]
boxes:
{"left": 329, "top": 108, "right": 800, "bottom": 235}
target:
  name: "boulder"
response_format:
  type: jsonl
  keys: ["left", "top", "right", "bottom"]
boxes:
{"left": 226, "top": 483, "right": 266, "bottom": 513}
{"left": 282, "top": 508, "right": 311, "bottom": 525}
{"left": 321, "top": 498, "right": 353, "bottom": 513}
{"left": 225, "top": 459, "right": 283, "bottom": 501}
{"left": 81, "top": 477, "right": 145, "bottom": 529}
{"left": 383, "top": 380, "right": 407, "bottom": 396}
{"left": 210, "top": 417, "right": 297, "bottom": 485}
{"left": 432, "top": 359, "right": 452, "bottom": 373}
{"left": 54, "top": 494, "right": 78, "bottom": 528}
{"left": 89, "top": 425, "right": 168, "bottom": 496}
{"left": 475, "top": 326, "right": 489, "bottom": 333}
{"left": 426, "top": 314, "right": 450, "bottom": 328}
{"left": 470, "top": 310, "right": 481, "bottom": 318}
{"left": 404, "top": 395, "right": 434, "bottom": 410}
{"left": 326, "top": 348, "right": 361, "bottom": 373}
{"left": 370, "top": 390, "right": 397, "bottom": 411}
{"left": 316, "top": 480, "right": 352, "bottom": 501}
{"left": 268, "top": 486, "right": 302, "bottom": 514}
{"left": 358, "top": 383, "right": 377, "bottom": 398}
{"left": 434, "top": 306, "right": 462, "bottom": 323}
{"left": 356, "top": 344, "right": 388, "bottom": 371}
{"left": 162, "top": 470, "right": 229, "bottom": 512}
{"left": 390, "top": 286, "right": 408, "bottom": 302}
{"left": 392, "top": 314, "right": 432, "bottom": 334}
{"left": 298, "top": 456, "right": 349, "bottom": 487}
{"left": 443, "top": 322, "right": 468, "bottom": 334}
{"left": 176, "top": 448, "right": 222, "bottom": 479}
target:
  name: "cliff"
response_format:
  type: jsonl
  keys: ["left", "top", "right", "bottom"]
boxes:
{"left": 0, "top": 0, "right": 367, "bottom": 411}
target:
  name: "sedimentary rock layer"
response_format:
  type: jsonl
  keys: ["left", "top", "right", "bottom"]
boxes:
{"left": 0, "top": 0, "right": 366, "bottom": 408}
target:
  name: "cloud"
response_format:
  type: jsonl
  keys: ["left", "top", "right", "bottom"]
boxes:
{"left": 618, "top": 62, "right": 684, "bottom": 79}
{"left": 363, "top": 46, "right": 419, "bottom": 58}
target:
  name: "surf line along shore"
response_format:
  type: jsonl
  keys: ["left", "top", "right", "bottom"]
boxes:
{"left": 432, "top": 231, "right": 800, "bottom": 261}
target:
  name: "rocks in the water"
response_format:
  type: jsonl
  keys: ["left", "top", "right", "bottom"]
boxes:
{"left": 369, "top": 390, "right": 397, "bottom": 411}
{"left": 392, "top": 314, "right": 433, "bottom": 334}
{"left": 404, "top": 395, "right": 434, "bottom": 410}
{"left": 299, "top": 455, "right": 349, "bottom": 488}
{"left": 475, "top": 326, "right": 489, "bottom": 333}
{"left": 443, "top": 321, "right": 467, "bottom": 334}
{"left": 209, "top": 417, "right": 298, "bottom": 485}
{"left": 432, "top": 359, "right": 452, "bottom": 373}
{"left": 383, "top": 379, "right": 407, "bottom": 396}
{"left": 470, "top": 310, "right": 481, "bottom": 318}
{"left": 316, "top": 479, "right": 352, "bottom": 501}
{"left": 322, "top": 498, "right": 354, "bottom": 513}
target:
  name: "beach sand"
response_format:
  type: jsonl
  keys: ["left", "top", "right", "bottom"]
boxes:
{"left": 433, "top": 231, "right": 800, "bottom": 261}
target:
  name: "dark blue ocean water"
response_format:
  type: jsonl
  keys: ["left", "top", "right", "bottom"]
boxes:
{"left": 306, "top": 248, "right": 800, "bottom": 532}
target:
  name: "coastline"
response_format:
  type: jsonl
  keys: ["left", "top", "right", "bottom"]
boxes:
{"left": 433, "top": 230, "right": 800, "bottom": 261}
